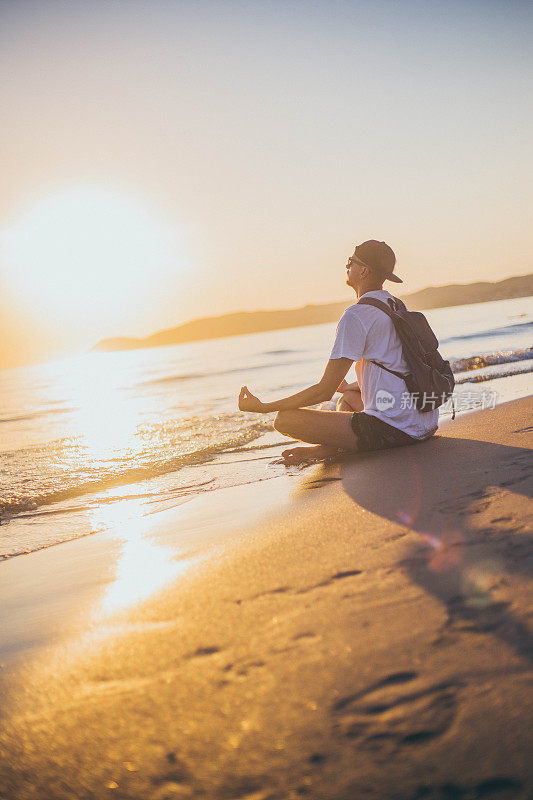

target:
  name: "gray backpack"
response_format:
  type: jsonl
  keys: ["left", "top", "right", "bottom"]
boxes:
{"left": 357, "top": 296, "right": 456, "bottom": 418}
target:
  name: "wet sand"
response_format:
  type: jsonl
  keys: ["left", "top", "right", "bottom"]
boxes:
{"left": 0, "top": 397, "right": 532, "bottom": 800}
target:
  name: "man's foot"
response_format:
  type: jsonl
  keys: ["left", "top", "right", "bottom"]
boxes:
{"left": 281, "top": 444, "right": 340, "bottom": 465}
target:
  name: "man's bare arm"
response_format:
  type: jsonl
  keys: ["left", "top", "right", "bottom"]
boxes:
{"left": 239, "top": 358, "right": 353, "bottom": 413}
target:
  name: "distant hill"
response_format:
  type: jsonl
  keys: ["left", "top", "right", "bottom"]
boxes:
{"left": 94, "top": 273, "right": 533, "bottom": 353}
{"left": 403, "top": 273, "right": 533, "bottom": 310}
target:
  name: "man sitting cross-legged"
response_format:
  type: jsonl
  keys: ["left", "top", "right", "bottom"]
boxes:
{"left": 238, "top": 240, "right": 439, "bottom": 465}
{"left": 277, "top": 379, "right": 364, "bottom": 465}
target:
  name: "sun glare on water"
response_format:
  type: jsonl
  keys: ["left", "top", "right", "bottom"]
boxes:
{"left": 1, "top": 186, "right": 176, "bottom": 328}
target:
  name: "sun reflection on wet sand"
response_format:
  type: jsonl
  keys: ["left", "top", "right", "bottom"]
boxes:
{"left": 89, "top": 496, "right": 196, "bottom": 617}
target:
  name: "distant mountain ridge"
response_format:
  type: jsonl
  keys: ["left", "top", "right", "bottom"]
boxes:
{"left": 94, "top": 273, "right": 533, "bottom": 353}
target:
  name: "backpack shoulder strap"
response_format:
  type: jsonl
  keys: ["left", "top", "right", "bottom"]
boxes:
{"left": 357, "top": 296, "right": 405, "bottom": 315}
{"left": 355, "top": 296, "right": 409, "bottom": 380}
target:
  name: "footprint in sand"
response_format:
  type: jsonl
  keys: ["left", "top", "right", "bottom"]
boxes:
{"left": 150, "top": 753, "right": 194, "bottom": 799}
{"left": 332, "top": 671, "right": 459, "bottom": 753}
{"left": 411, "top": 776, "right": 524, "bottom": 799}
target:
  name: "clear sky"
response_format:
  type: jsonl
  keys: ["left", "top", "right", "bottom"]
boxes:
{"left": 1, "top": 0, "right": 531, "bottom": 367}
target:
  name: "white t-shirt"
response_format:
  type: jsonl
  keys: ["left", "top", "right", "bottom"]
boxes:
{"left": 329, "top": 289, "right": 439, "bottom": 440}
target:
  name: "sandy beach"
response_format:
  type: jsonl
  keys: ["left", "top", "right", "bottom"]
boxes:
{"left": 0, "top": 396, "right": 532, "bottom": 800}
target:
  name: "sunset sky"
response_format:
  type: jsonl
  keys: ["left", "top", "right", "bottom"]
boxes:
{"left": 1, "top": 0, "right": 531, "bottom": 368}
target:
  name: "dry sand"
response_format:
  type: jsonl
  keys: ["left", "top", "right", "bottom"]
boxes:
{"left": 0, "top": 397, "right": 532, "bottom": 800}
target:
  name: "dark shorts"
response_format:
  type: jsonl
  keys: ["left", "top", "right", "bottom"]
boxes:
{"left": 350, "top": 412, "right": 421, "bottom": 452}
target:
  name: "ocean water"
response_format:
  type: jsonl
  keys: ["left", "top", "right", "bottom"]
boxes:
{"left": 1, "top": 295, "right": 532, "bottom": 558}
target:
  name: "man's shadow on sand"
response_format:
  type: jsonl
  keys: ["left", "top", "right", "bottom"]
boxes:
{"left": 300, "top": 429, "right": 532, "bottom": 663}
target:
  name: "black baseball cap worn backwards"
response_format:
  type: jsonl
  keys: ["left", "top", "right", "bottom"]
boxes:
{"left": 354, "top": 240, "right": 403, "bottom": 283}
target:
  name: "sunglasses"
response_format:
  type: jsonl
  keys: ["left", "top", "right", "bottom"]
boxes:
{"left": 346, "top": 256, "right": 367, "bottom": 269}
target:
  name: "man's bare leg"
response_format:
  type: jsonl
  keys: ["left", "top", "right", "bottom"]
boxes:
{"left": 281, "top": 442, "right": 340, "bottom": 465}
{"left": 280, "top": 386, "right": 364, "bottom": 464}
